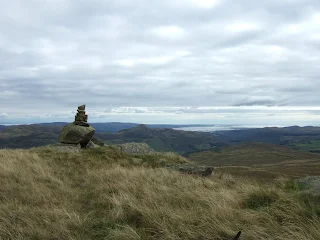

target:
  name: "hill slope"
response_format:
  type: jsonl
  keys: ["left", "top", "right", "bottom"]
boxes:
{"left": 189, "top": 143, "right": 320, "bottom": 179}
{"left": 98, "top": 124, "right": 224, "bottom": 155}
{"left": 189, "top": 143, "right": 320, "bottom": 166}
{"left": 0, "top": 125, "right": 61, "bottom": 148}
{"left": 38, "top": 122, "right": 214, "bottom": 133}
{"left": 217, "top": 126, "right": 320, "bottom": 148}
{"left": 0, "top": 147, "right": 319, "bottom": 239}
{"left": 0, "top": 123, "right": 221, "bottom": 152}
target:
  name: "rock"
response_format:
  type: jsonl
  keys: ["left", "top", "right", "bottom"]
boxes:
{"left": 74, "top": 121, "right": 89, "bottom": 127}
{"left": 78, "top": 104, "right": 85, "bottom": 111}
{"left": 86, "top": 141, "right": 100, "bottom": 149}
{"left": 296, "top": 176, "right": 320, "bottom": 195}
{"left": 59, "top": 105, "right": 96, "bottom": 147}
{"left": 74, "top": 104, "right": 89, "bottom": 126}
{"left": 167, "top": 164, "right": 214, "bottom": 177}
{"left": 59, "top": 123, "right": 95, "bottom": 147}
{"left": 54, "top": 143, "right": 81, "bottom": 153}
{"left": 118, "top": 143, "right": 155, "bottom": 154}
{"left": 91, "top": 137, "right": 105, "bottom": 146}
{"left": 132, "top": 158, "right": 143, "bottom": 165}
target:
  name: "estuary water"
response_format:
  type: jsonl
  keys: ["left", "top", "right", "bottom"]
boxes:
{"left": 174, "top": 125, "right": 285, "bottom": 132}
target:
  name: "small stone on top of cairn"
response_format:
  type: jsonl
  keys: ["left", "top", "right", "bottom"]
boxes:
{"left": 74, "top": 104, "right": 89, "bottom": 127}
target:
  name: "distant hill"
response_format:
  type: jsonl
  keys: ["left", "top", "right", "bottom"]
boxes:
{"left": 38, "top": 122, "right": 214, "bottom": 133}
{"left": 37, "top": 122, "right": 138, "bottom": 133}
{"left": 0, "top": 123, "right": 223, "bottom": 153}
{"left": 97, "top": 124, "right": 224, "bottom": 155}
{"left": 3, "top": 123, "right": 320, "bottom": 153}
{"left": 0, "top": 124, "right": 62, "bottom": 148}
{"left": 216, "top": 126, "right": 320, "bottom": 152}
{"left": 216, "top": 126, "right": 320, "bottom": 144}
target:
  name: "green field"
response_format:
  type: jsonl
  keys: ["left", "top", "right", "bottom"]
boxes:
{"left": 289, "top": 140, "right": 320, "bottom": 153}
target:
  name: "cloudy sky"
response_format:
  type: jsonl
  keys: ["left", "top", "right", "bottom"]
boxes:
{"left": 1, "top": 0, "right": 320, "bottom": 125}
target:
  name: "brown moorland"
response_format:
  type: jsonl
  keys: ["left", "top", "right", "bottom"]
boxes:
{"left": 0, "top": 146, "right": 319, "bottom": 239}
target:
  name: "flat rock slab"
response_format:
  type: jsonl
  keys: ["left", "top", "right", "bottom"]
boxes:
{"left": 54, "top": 143, "right": 81, "bottom": 153}
{"left": 86, "top": 141, "right": 100, "bottom": 149}
{"left": 91, "top": 137, "right": 105, "bottom": 146}
{"left": 117, "top": 142, "right": 155, "bottom": 154}
{"left": 167, "top": 164, "right": 214, "bottom": 177}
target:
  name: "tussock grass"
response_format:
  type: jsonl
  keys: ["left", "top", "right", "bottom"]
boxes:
{"left": 0, "top": 147, "right": 319, "bottom": 239}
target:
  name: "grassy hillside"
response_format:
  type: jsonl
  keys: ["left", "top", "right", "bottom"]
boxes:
{"left": 0, "top": 147, "right": 320, "bottom": 239}
{"left": 189, "top": 143, "right": 320, "bottom": 179}
{"left": 189, "top": 143, "right": 320, "bottom": 165}
{"left": 0, "top": 125, "right": 62, "bottom": 148}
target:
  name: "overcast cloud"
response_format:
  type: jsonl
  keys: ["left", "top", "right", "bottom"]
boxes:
{"left": 1, "top": 0, "right": 320, "bottom": 125}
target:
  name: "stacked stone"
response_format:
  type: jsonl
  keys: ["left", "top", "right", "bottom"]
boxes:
{"left": 59, "top": 104, "right": 96, "bottom": 148}
{"left": 74, "top": 104, "right": 89, "bottom": 127}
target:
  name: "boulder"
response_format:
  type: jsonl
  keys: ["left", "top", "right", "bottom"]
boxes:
{"left": 91, "top": 137, "right": 105, "bottom": 146}
{"left": 59, "top": 105, "right": 96, "bottom": 147}
{"left": 54, "top": 143, "right": 81, "bottom": 153}
{"left": 118, "top": 142, "right": 155, "bottom": 154}
{"left": 167, "top": 164, "right": 214, "bottom": 177}
{"left": 86, "top": 140, "right": 100, "bottom": 149}
{"left": 78, "top": 104, "right": 85, "bottom": 111}
{"left": 59, "top": 123, "right": 95, "bottom": 147}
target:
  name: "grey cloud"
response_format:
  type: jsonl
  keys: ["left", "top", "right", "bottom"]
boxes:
{"left": 234, "top": 99, "right": 277, "bottom": 107}
{"left": 232, "top": 95, "right": 286, "bottom": 107}
{"left": 1, "top": 0, "right": 320, "bottom": 124}
{"left": 0, "top": 113, "right": 8, "bottom": 118}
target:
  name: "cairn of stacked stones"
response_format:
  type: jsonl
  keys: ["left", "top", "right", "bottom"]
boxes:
{"left": 74, "top": 104, "right": 89, "bottom": 127}
{"left": 59, "top": 105, "right": 96, "bottom": 147}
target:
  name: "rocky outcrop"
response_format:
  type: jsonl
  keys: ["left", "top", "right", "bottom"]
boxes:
{"left": 117, "top": 142, "right": 155, "bottom": 154}
{"left": 167, "top": 163, "right": 214, "bottom": 177}
{"left": 91, "top": 137, "right": 105, "bottom": 146}
{"left": 86, "top": 141, "right": 100, "bottom": 149}
{"left": 54, "top": 143, "right": 81, "bottom": 153}
{"left": 59, "top": 105, "right": 95, "bottom": 147}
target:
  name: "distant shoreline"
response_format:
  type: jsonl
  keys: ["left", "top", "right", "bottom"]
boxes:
{"left": 173, "top": 125, "right": 287, "bottom": 132}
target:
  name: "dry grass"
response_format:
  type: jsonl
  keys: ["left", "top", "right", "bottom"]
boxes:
{"left": 0, "top": 146, "right": 319, "bottom": 239}
{"left": 189, "top": 143, "right": 320, "bottom": 180}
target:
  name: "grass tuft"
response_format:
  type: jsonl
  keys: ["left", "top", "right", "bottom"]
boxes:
{"left": 244, "top": 189, "right": 279, "bottom": 209}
